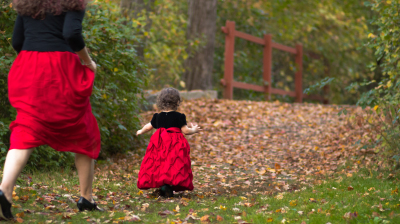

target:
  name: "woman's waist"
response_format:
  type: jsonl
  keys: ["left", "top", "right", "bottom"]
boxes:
{"left": 22, "top": 40, "right": 74, "bottom": 53}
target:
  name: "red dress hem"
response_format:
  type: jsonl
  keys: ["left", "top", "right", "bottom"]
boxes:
{"left": 137, "top": 127, "right": 194, "bottom": 191}
{"left": 8, "top": 51, "right": 101, "bottom": 159}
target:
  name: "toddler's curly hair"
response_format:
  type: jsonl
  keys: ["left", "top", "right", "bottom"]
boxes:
{"left": 156, "top": 88, "right": 181, "bottom": 111}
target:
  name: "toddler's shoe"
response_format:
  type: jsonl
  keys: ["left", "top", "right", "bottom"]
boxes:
{"left": 160, "top": 185, "right": 174, "bottom": 198}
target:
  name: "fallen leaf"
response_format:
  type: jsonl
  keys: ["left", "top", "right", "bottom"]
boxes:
{"left": 158, "top": 210, "right": 174, "bottom": 217}
{"left": 244, "top": 203, "right": 253, "bottom": 207}
{"left": 128, "top": 215, "right": 141, "bottom": 221}
{"left": 276, "top": 194, "right": 283, "bottom": 200}
{"left": 344, "top": 211, "right": 358, "bottom": 219}
{"left": 200, "top": 215, "right": 210, "bottom": 222}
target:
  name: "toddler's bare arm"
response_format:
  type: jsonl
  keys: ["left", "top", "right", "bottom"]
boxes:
{"left": 137, "top": 123, "right": 153, "bottom": 135}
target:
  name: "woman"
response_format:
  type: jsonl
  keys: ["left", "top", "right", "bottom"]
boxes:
{"left": 0, "top": 0, "right": 102, "bottom": 220}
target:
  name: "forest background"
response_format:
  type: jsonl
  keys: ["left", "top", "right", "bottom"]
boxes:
{"left": 0, "top": 0, "right": 399, "bottom": 168}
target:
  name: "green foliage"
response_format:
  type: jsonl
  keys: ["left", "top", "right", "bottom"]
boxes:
{"left": 214, "top": 0, "right": 373, "bottom": 103}
{"left": 83, "top": 0, "right": 148, "bottom": 157}
{"left": 0, "top": 0, "right": 17, "bottom": 159}
{"left": 139, "top": 0, "right": 374, "bottom": 102}
{"left": 355, "top": 0, "right": 400, "bottom": 165}
{"left": 0, "top": 0, "right": 148, "bottom": 168}
{"left": 142, "top": 0, "right": 201, "bottom": 89}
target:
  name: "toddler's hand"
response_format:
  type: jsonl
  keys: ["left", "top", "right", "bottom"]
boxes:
{"left": 191, "top": 123, "right": 202, "bottom": 134}
{"left": 136, "top": 130, "right": 143, "bottom": 136}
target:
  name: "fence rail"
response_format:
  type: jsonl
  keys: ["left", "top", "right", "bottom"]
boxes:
{"left": 220, "top": 20, "right": 327, "bottom": 103}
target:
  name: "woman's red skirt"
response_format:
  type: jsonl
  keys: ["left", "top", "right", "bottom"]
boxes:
{"left": 8, "top": 51, "right": 101, "bottom": 159}
{"left": 137, "top": 127, "right": 194, "bottom": 191}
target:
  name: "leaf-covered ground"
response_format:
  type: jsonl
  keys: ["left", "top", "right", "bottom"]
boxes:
{"left": 140, "top": 99, "right": 377, "bottom": 196}
{"left": 6, "top": 99, "right": 397, "bottom": 223}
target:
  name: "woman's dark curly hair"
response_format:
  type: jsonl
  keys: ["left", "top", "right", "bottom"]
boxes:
{"left": 13, "top": 0, "right": 89, "bottom": 19}
{"left": 156, "top": 88, "right": 182, "bottom": 111}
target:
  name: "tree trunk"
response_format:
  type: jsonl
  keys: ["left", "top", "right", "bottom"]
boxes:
{"left": 184, "top": 0, "right": 217, "bottom": 90}
{"left": 120, "top": 0, "right": 155, "bottom": 58}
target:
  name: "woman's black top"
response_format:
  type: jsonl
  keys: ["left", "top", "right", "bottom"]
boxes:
{"left": 12, "top": 10, "right": 86, "bottom": 53}
{"left": 151, "top": 112, "right": 187, "bottom": 129}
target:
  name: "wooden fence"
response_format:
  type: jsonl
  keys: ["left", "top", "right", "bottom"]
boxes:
{"left": 220, "top": 20, "right": 326, "bottom": 103}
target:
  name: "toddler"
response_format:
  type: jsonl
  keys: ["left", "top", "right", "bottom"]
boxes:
{"left": 136, "top": 88, "right": 201, "bottom": 197}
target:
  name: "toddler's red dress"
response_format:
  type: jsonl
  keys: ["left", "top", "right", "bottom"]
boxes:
{"left": 137, "top": 112, "right": 194, "bottom": 191}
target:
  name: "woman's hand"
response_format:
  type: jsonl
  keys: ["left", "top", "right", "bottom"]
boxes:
{"left": 84, "top": 60, "right": 97, "bottom": 73}
{"left": 76, "top": 47, "right": 97, "bottom": 72}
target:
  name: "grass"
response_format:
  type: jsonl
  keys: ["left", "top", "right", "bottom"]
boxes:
{"left": 4, "top": 165, "right": 399, "bottom": 223}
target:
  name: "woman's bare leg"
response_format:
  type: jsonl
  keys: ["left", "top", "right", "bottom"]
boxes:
{"left": 0, "top": 148, "right": 34, "bottom": 202}
{"left": 75, "top": 153, "right": 94, "bottom": 202}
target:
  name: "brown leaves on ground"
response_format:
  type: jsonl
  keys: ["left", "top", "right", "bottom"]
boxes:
{"left": 200, "top": 215, "right": 210, "bottom": 222}
{"left": 134, "top": 99, "right": 376, "bottom": 195}
{"left": 30, "top": 98, "right": 376, "bottom": 222}
{"left": 343, "top": 211, "right": 358, "bottom": 219}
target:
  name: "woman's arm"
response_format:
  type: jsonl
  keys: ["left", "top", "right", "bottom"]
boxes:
{"left": 75, "top": 47, "right": 96, "bottom": 72}
{"left": 136, "top": 123, "right": 154, "bottom": 135}
{"left": 12, "top": 15, "right": 24, "bottom": 53}
{"left": 63, "top": 10, "right": 96, "bottom": 72}
{"left": 181, "top": 123, "right": 201, "bottom": 135}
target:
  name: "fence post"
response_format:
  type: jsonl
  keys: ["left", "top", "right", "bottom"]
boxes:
{"left": 223, "top": 21, "right": 235, "bottom": 100}
{"left": 295, "top": 44, "right": 303, "bottom": 103}
{"left": 263, "top": 34, "right": 272, "bottom": 101}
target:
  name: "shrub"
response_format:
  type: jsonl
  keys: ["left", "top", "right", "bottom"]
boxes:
{"left": 350, "top": 0, "right": 400, "bottom": 167}
{"left": 84, "top": 0, "right": 148, "bottom": 157}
